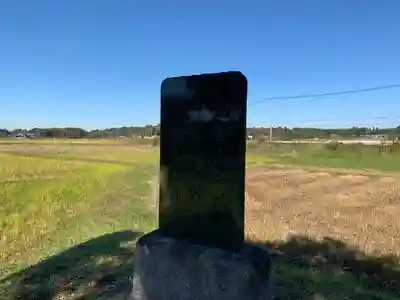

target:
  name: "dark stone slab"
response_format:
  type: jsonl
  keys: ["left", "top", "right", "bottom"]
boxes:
{"left": 159, "top": 72, "right": 247, "bottom": 251}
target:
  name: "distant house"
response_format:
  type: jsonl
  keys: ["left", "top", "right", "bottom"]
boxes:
{"left": 13, "top": 133, "right": 36, "bottom": 139}
{"left": 13, "top": 133, "right": 26, "bottom": 139}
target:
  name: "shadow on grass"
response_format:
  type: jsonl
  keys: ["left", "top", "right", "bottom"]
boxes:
{"left": 252, "top": 235, "right": 400, "bottom": 299}
{"left": 2, "top": 231, "right": 399, "bottom": 299}
{"left": 0, "top": 230, "right": 142, "bottom": 300}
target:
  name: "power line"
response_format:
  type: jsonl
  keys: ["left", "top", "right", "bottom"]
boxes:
{"left": 247, "top": 115, "right": 400, "bottom": 128}
{"left": 248, "top": 83, "right": 400, "bottom": 106}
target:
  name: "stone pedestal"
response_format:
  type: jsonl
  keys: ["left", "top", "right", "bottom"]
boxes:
{"left": 131, "top": 229, "right": 271, "bottom": 300}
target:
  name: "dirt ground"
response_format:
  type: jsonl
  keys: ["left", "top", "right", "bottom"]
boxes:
{"left": 245, "top": 165, "right": 400, "bottom": 257}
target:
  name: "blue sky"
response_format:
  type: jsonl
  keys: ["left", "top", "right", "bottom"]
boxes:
{"left": 1, "top": 1, "right": 399, "bottom": 129}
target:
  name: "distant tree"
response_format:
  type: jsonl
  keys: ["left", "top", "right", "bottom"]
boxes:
{"left": 64, "top": 128, "right": 86, "bottom": 139}
{"left": 0, "top": 129, "right": 10, "bottom": 137}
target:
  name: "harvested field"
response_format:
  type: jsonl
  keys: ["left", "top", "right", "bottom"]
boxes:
{"left": 245, "top": 165, "right": 400, "bottom": 256}
{"left": 245, "top": 165, "right": 400, "bottom": 298}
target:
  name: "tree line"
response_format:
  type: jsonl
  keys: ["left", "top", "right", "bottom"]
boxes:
{"left": 0, "top": 125, "right": 399, "bottom": 140}
{"left": 0, "top": 126, "right": 160, "bottom": 139}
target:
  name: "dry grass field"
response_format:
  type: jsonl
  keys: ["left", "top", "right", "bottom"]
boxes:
{"left": 245, "top": 165, "right": 400, "bottom": 299}
{"left": 0, "top": 141, "right": 399, "bottom": 299}
{"left": 246, "top": 165, "right": 400, "bottom": 256}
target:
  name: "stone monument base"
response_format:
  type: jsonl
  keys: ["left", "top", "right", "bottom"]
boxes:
{"left": 131, "top": 229, "right": 272, "bottom": 300}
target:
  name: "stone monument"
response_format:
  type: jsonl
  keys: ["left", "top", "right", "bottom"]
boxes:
{"left": 131, "top": 72, "right": 272, "bottom": 300}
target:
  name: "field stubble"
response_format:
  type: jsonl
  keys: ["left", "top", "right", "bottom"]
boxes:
{"left": 245, "top": 164, "right": 400, "bottom": 299}
{"left": 245, "top": 165, "right": 400, "bottom": 256}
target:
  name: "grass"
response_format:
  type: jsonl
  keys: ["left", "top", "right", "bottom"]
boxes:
{"left": 0, "top": 140, "right": 399, "bottom": 299}
{"left": 0, "top": 138, "right": 157, "bottom": 147}
{"left": 259, "top": 234, "right": 400, "bottom": 299}
{"left": 0, "top": 144, "right": 158, "bottom": 278}
{"left": 246, "top": 164, "right": 400, "bottom": 299}
{"left": 271, "top": 259, "right": 398, "bottom": 300}
{"left": 0, "top": 138, "right": 123, "bottom": 146}
{"left": 247, "top": 141, "right": 400, "bottom": 174}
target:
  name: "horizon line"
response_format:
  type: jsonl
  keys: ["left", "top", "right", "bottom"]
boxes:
{"left": 2, "top": 124, "right": 399, "bottom": 131}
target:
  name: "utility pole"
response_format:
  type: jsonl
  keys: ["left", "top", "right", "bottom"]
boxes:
{"left": 269, "top": 124, "right": 272, "bottom": 141}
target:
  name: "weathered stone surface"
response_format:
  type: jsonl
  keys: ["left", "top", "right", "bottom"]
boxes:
{"left": 131, "top": 229, "right": 271, "bottom": 300}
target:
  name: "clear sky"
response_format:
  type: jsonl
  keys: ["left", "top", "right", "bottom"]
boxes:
{"left": 1, "top": 0, "right": 399, "bottom": 129}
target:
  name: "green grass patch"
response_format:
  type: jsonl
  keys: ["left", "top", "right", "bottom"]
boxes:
{"left": 0, "top": 145, "right": 158, "bottom": 281}
{"left": 272, "top": 262, "right": 398, "bottom": 300}
{"left": 247, "top": 142, "right": 400, "bottom": 173}
{"left": 0, "top": 138, "right": 157, "bottom": 147}
{"left": 0, "top": 139, "right": 125, "bottom": 146}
